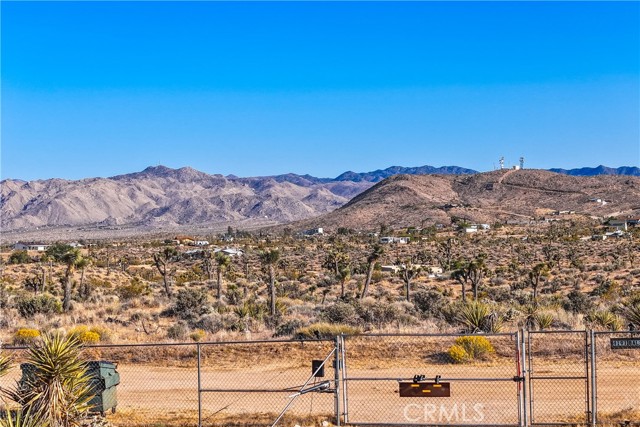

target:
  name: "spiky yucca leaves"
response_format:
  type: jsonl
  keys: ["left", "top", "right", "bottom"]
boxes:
{"left": 0, "top": 408, "right": 47, "bottom": 427}
{"left": 534, "top": 312, "right": 555, "bottom": 330}
{"left": 9, "top": 333, "right": 93, "bottom": 427}
{"left": 457, "top": 301, "right": 490, "bottom": 333}
{"left": 585, "top": 310, "right": 623, "bottom": 331}
{"left": 0, "top": 351, "right": 11, "bottom": 378}
{"left": 622, "top": 300, "right": 640, "bottom": 328}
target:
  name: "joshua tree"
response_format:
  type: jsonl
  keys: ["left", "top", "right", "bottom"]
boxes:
{"left": 60, "top": 249, "right": 83, "bottom": 312}
{"left": 153, "top": 247, "right": 179, "bottom": 298}
{"left": 451, "top": 261, "right": 471, "bottom": 302}
{"left": 215, "top": 252, "right": 231, "bottom": 300}
{"left": 337, "top": 263, "right": 351, "bottom": 299}
{"left": 527, "top": 262, "right": 550, "bottom": 303}
{"left": 436, "top": 238, "right": 458, "bottom": 272}
{"left": 467, "top": 255, "right": 488, "bottom": 301}
{"left": 76, "top": 257, "right": 91, "bottom": 301}
{"left": 398, "top": 261, "right": 422, "bottom": 302}
{"left": 260, "top": 249, "right": 280, "bottom": 316}
{"left": 360, "top": 244, "right": 384, "bottom": 300}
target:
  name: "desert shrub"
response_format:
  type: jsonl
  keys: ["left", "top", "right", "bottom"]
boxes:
{"left": 294, "top": 323, "right": 360, "bottom": 340}
{"left": 320, "top": 302, "right": 358, "bottom": 325}
{"left": 563, "top": 290, "right": 594, "bottom": 314}
{"left": 16, "top": 294, "right": 62, "bottom": 318}
{"left": 447, "top": 344, "right": 468, "bottom": 363}
{"left": 87, "top": 325, "right": 112, "bottom": 343}
{"left": 117, "top": 277, "right": 151, "bottom": 300}
{"left": 13, "top": 328, "right": 41, "bottom": 345}
{"left": 9, "top": 250, "right": 31, "bottom": 264}
{"left": 273, "top": 318, "right": 307, "bottom": 337}
{"left": 190, "top": 329, "right": 206, "bottom": 342}
{"left": 173, "top": 288, "right": 210, "bottom": 321}
{"left": 67, "top": 326, "right": 103, "bottom": 344}
{"left": 413, "top": 289, "right": 446, "bottom": 318}
{"left": 167, "top": 321, "right": 190, "bottom": 340}
{"left": 447, "top": 336, "right": 495, "bottom": 363}
{"left": 357, "top": 300, "right": 401, "bottom": 328}
{"left": 193, "top": 314, "right": 224, "bottom": 334}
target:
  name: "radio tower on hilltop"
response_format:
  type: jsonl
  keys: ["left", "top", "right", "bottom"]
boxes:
{"left": 499, "top": 157, "right": 505, "bottom": 170}
{"left": 520, "top": 157, "right": 525, "bottom": 170}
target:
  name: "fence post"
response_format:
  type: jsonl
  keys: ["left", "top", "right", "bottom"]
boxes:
{"left": 590, "top": 330, "right": 597, "bottom": 427}
{"left": 516, "top": 331, "right": 523, "bottom": 427}
{"left": 341, "top": 334, "right": 349, "bottom": 424}
{"left": 197, "top": 342, "right": 202, "bottom": 427}
{"left": 521, "top": 329, "right": 528, "bottom": 427}
{"left": 334, "top": 335, "right": 341, "bottom": 426}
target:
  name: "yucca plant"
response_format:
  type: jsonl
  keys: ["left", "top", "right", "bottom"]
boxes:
{"left": 534, "top": 312, "right": 555, "bottom": 331}
{"left": 5, "top": 333, "right": 93, "bottom": 427}
{"left": 621, "top": 300, "right": 640, "bottom": 328}
{"left": 0, "top": 351, "right": 11, "bottom": 378}
{"left": 457, "top": 301, "right": 490, "bottom": 333}
{"left": 586, "top": 310, "right": 623, "bottom": 331}
{"left": 0, "top": 408, "right": 47, "bottom": 427}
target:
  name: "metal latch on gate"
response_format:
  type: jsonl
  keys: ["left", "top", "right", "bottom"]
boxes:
{"left": 512, "top": 375, "right": 524, "bottom": 382}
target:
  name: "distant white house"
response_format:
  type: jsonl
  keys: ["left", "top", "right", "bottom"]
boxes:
{"left": 69, "top": 242, "right": 84, "bottom": 248}
{"left": 381, "top": 265, "right": 401, "bottom": 273}
{"left": 379, "top": 236, "right": 409, "bottom": 244}
{"left": 194, "top": 240, "right": 210, "bottom": 246}
{"left": 215, "top": 248, "right": 244, "bottom": 257}
{"left": 303, "top": 227, "right": 324, "bottom": 236}
{"left": 464, "top": 227, "right": 478, "bottom": 234}
{"left": 12, "top": 242, "right": 50, "bottom": 251}
{"left": 608, "top": 220, "right": 628, "bottom": 231}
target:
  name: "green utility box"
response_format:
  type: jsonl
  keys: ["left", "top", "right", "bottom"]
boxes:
{"left": 20, "top": 360, "right": 120, "bottom": 416}
{"left": 85, "top": 361, "right": 120, "bottom": 415}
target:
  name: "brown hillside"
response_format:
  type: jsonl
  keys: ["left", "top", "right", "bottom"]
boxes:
{"left": 293, "top": 169, "right": 640, "bottom": 230}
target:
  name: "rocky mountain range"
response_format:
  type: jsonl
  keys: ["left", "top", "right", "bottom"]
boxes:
{"left": 1, "top": 164, "right": 639, "bottom": 234}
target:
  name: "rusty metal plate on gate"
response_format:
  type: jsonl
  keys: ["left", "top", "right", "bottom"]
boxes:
{"left": 611, "top": 337, "right": 640, "bottom": 350}
{"left": 399, "top": 382, "right": 451, "bottom": 397}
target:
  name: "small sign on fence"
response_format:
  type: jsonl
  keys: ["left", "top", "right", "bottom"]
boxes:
{"left": 399, "top": 382, "right": 451, "bottom": 397}
{"left": 610, "top": 337, "right": 640, "bottom": 350}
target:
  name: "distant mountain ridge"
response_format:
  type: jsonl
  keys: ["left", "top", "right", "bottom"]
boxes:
{"left": 548, "top": 165, "right": 640, "bottom": 177}
{"left": 1, "top": 164, "right": 638, "bottom": 232}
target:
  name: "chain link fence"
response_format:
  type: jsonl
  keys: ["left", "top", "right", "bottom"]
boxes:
{"left": 1, "top": 331, "right": 638, "bottom": 427}
{"left": 340, "top": 332, "right": 523, "bottom": 426}
{"left": 591, "top": 331, "right": 640, "bottom": 426}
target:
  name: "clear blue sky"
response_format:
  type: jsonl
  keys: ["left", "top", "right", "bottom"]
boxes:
{"left": 1, "top": 1, "right": 639, "bottom": 181}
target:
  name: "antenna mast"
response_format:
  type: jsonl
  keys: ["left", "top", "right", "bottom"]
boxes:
{"left": 519, "top": 157, "right": 525, "bottom": 170}
{"left": 499, "top": 157, "right": 505, "bottom": 170}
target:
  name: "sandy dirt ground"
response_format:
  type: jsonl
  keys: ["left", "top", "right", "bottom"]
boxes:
{"left": 3, "top": 363, "right": 631, "bottom": 426}
{"left": 1, "top": 347, "right": 637, "bottom": 426}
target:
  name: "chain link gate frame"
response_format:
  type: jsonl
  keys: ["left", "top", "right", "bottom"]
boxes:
{"left": 526, "top": 330, "right": 591, "bottom": 425}
{"left": 338, "top": 332, "right": 525, "bottom": 427}
{"left": 590, "top": 330, "right": 640, "bottom": 427}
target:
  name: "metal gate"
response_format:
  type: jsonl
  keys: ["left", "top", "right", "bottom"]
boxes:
{"left": 527, "top": 330, "right": 590, "bottom": 425}
{"left": 340, "top": 332, "right": 524, "bottom": 426}
{"left": 591, "top": 330, "right": 640, "bottom": 426}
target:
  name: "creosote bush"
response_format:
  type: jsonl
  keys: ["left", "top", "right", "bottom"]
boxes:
{"left": 448, "top": 335, "right": 495, "bottom": 364}
{"left": 16, "top": 294, "right": 62, "bottom": 318}
{"left": 294, "top": 322, "right": 360, "bottom": 339}
{"left": 13, "top": 328, "right": 41, "bottom": 345}
{"left": 67, "top": 326, "right": 104, "bottom": 344}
